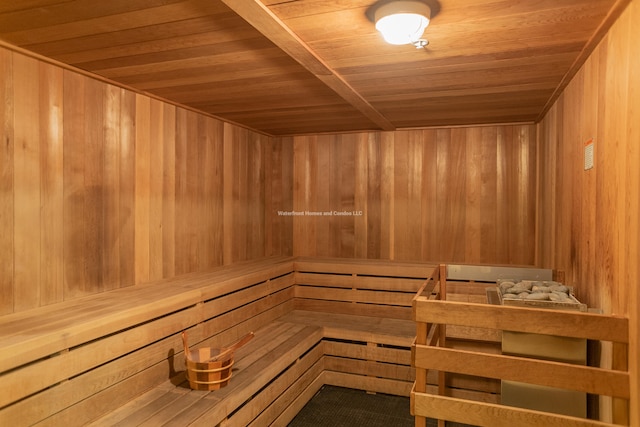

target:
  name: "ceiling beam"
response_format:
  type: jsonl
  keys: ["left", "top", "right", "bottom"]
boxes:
{"left": 220, "top": 0, "right": 396, "bottom": 132}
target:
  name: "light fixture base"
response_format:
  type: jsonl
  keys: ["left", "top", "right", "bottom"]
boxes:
{"left": 412, "top": 39, "right": 429, "bottom": 49}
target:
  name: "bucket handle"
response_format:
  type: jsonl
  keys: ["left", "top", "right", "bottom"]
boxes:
{"left": 181, "top": 331, "right": 191, "bottom": 361}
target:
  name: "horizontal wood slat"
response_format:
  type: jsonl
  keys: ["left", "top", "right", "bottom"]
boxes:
{"left": 295, "top": 272, "right": 424, "bottom": 292}
{"left": 294, "top": 258, "right": 436, "bottom": 278}
{"left": 295, "top": 286, "right": 413, "bottom": 307}
{"left": 412, "top": 392, "right": 617, "bottom": 427}
{"left": 414, "top": 299, "right": 629, "bottom": 343}
{"left": 413, "top": 345, "right": 629, "bottom": 398}
{"left": 294, "top": 299, "right": 412, "bottom": 320}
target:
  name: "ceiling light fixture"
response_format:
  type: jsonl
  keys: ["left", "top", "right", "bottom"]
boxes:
{"left": 374, "top": 1, "right": 431, "bottom": 48}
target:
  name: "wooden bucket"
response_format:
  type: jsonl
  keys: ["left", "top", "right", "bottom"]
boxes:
{"left": 184, "top": 346, "right": 234, "bottom": 390}
{"left": 181, "top": 331, "right": 254, "bottom": 391}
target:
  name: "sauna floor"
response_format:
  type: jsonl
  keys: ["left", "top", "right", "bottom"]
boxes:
{"left": 288, "top": 385, "right": 473, "bottom": 427}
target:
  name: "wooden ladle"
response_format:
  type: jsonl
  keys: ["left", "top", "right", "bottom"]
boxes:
{"left": 206, "top": 332, "right": 255, "bottom": 362}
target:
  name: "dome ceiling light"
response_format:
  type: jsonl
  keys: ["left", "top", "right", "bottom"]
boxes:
{"left": 374, "top": 1, "right": 431, "bottom": 48}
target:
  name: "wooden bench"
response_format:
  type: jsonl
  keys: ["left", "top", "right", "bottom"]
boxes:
{"left": 89, "top": 309, "right": 419, "bottom": 427}
{"left": 90, "top": 320, "right": 325, "bottom": 426}
{"left": 291, "top": 257, "right": 434, "bottom": 397}
{"left": 0, "top": 256, "right": 297, "bottom": 426}
{"left": 0, "top": 256, "right": 434, "bottom": 426}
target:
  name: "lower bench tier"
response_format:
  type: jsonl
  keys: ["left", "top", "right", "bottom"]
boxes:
{"left": 88, "top": 311, "right": 417, "bottom": 427}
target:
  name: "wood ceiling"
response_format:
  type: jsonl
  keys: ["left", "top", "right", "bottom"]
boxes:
{"left": 0, "top": 0, "right": 627, "bottom": 136}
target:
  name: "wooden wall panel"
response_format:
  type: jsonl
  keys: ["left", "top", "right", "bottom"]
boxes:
{"left": 39, "top": 60, "right": 64, "bottom": 306}
{"left": 13, "top": 54, "right": 41, "bottom": 311}
{"left": 291, "top": 125, "right": 537, "bottom": 265}
{"left": 536, "top": 3, "right": 639, "bottom": 424}
{"left": 223, "top": 124, "right": 269, "bottom": 264}
{"left": 536, "top": 1, "right": 639, "bottom": 316}
{"left": 118, "top": 89, "right": 137, "bottom": 291}
{"left": 265, "top": 136, "right": 293, "bottom": 256}
{"left": 0, "top": 48, "right": 14, "bottom": 314}
{"left": 0, "top": 45, "right": 292, "bottom": 314}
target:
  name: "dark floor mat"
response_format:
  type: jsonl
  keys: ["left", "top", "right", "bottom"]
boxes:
{"left": 288, "top": 385, "right": 474, "bottom": 427}
{"left": 288, "top": 385, "right": 414, "bottom": 427}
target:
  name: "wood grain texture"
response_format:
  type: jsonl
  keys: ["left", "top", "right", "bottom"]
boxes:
{"left": 413, "top": 393, "right": 615, "bottom": 427}
{"left": 219, "top": 0, "right": 394, "bottom": 131}
{"left": 0, "top": 47, "right": 13, "bottom": 314}
{"left": 0, "top": 0, "right": 622, "bottom": 135}
{"left": 414, "top": 345, "right": 628, "bottom": 398}
{"left": 536, "top": 3, "right": 639, "bottom": 423}
{"left": 265, "top": 136, "right": 294, "bottom": 256}
{"left": 1, "top": 45, "right": 292, "bottom": 314}
{"left": 292, "top": 125, "right": 537, "bottom": 264}
{"left": 38, "top": 61, "right": 64, "bottom": 306}
{"left": 13, "top": 53, "right": 42, "bottom": 311}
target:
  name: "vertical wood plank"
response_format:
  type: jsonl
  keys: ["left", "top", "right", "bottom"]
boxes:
{"left": 134, "top": 95, "right": 150, "bottom": 284}
{"left": 312, "top": 135, "right": 326, "bottom": 256}
{"left": 396, "top": 130, "right": 423, "bottom": 261}
{"left": 119, "top": 89, "right": 136, "bottom": 288}
{"left": 264, "top": 136, "right": 274, "bottom": 256}
{"left": 434, "top": 128, "right": 451, "bottom": 262}
{"left": 0, "top": 49, "right": 14, "bottom": 314}
{"left": 233, "top": 126, "right": 247, "bottom": 262}
{"left": 420, "top": 130, "right": 438, "bottom": 261}
{"left": 579, "top": 50, "right": 598, "bottom": 303}
{"left": 39, "top": 61, "right": 64, "bottom": 306}
{"left": 518, "top": 125, "right": 537, "bottom": 265}
{"left": 603, "top": 9, "right": 630, "bottom": 424}
{"left": 247, "top": 133, "right": 265, "bottom": 260}
{"left": 380, "top": 131, "right": 394, "bottom": 260}
{"left": 479, "top": 126, "right": 498, "bottom": 263}
{"left": 62, "top": 70, "right": 86, "bottom": 299}
{"left": 464, "top": 128, "right": 482, "bottom": 262}
{"left": 327, "top": 135, "right": 341, "bottom": 256}
{"left": 292, "top": 136, "right": 309, "bottom": 256}
{"left": 83, "top": 77, "right": 105, "bottom": 294}
{"left": 495, "top": 125, "right": 509, "bottom": 262}
{"left": 13, "top": 53, "right": 41, "bottom": 311}
{"left": 393, "top": 131, "right": 411, "bottom": 260}
{"left": 174, "top": 108, "right": 199, "bottom": 272}
{"left": 265, "top": 136, "right": 293, "bottom": 257}
{"left": 625, "top": 4, "right": 640, "bottom": 425}
{"left": 162, "top": 104, "right": 176, "bottom": 278}
{"left": 162, "top": 103, "right": 176, "bottom": 278}
{"left": 606, "top": 5, "right": 629, "bottom": 324}
{"left": 223, "top": 122, "right": 234, "bottom": 265}
{"left": 148, "top": 98, "right": 164, "bottom": 281}
{"left": 366, "top": 132, "right": 381, "bottom": 259}
{"left": 103, "top": 85, "right": 122, "bottom": 291}
{"left": 199, "top": 115, "right": 223, "bottom": 269}
{"left": 338, "top": 134, "right": 355, "bottom": 257}
{"left": 439, "top": 128, "right": 467, "bottom": 262}
{"left": 354, "top": 133, "right": 368, "bottom": 259}
{"left": 279, "top": 136, "right": 294, "bottom": 256}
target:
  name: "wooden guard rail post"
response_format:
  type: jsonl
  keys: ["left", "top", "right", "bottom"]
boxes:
{"left": 410, "top": 265, "right": 630, "bottom": 427}
{"left": 411, "top": 264, "right": 447, "bottom": 427}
